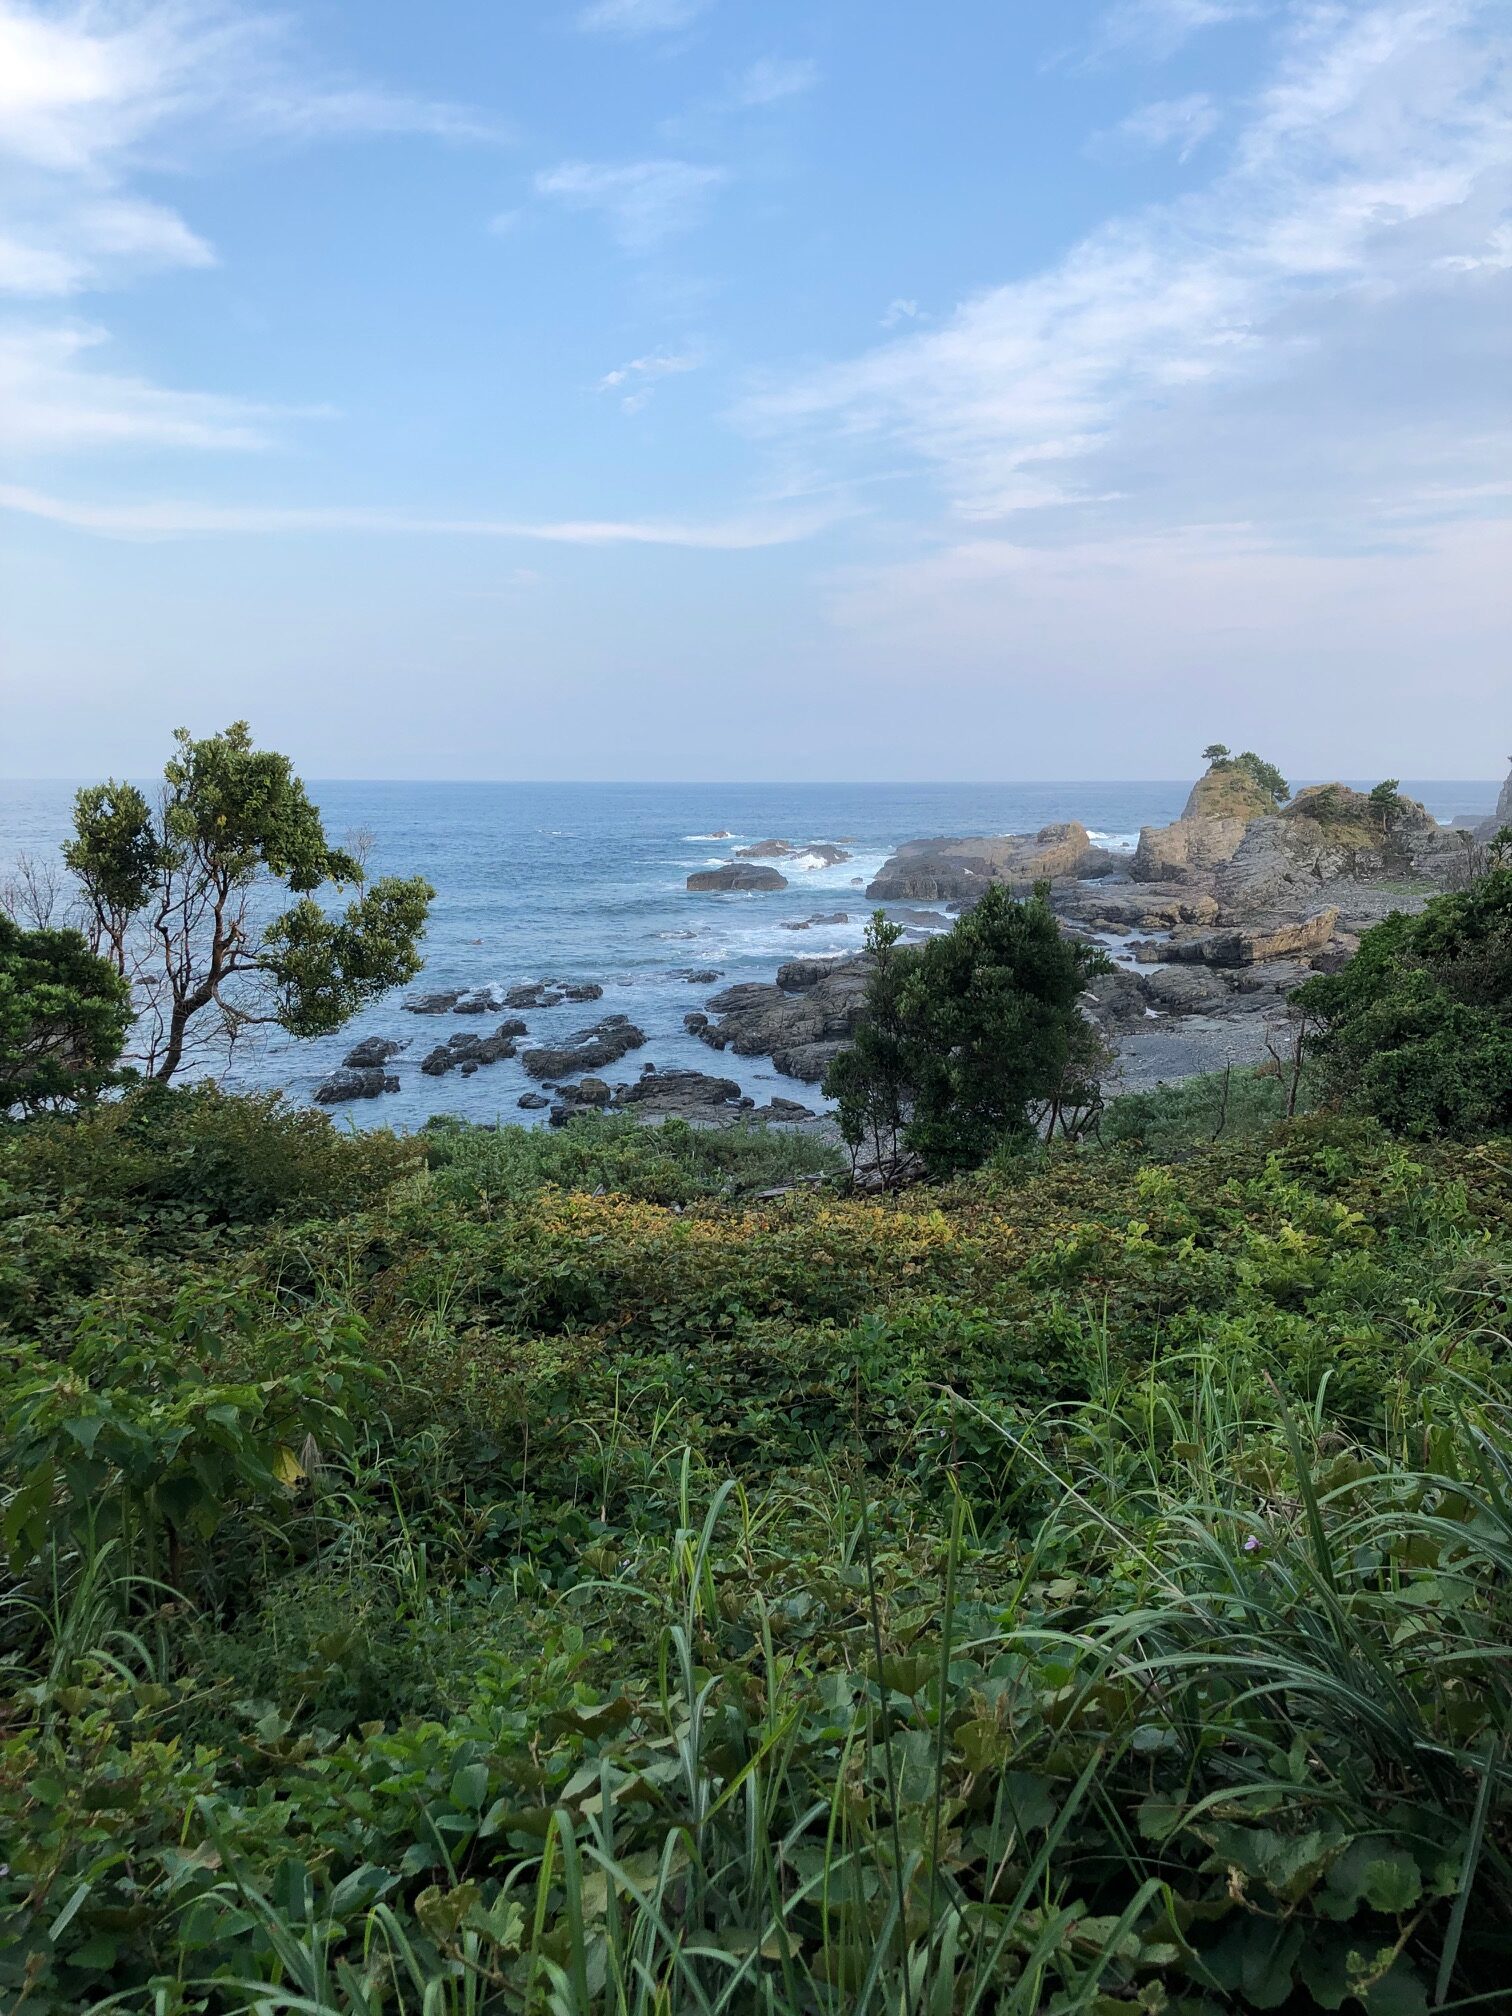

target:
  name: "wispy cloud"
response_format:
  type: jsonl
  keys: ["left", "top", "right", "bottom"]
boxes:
{"left": 0, "top": 0, "right": 504, "bottom": 297}
{"left": 0, "top": 323, "right": 304, "bottom": 451}
{"left": 1101, "top": 92, "right": 1221, "bottom": 160}
{"left": 0, "top": 481, "right": 831, "bottom": 549}
{"left": 746, "top": 0, "right": 1512, "bottom": 535}
{"left": 597, "top": 346, "right": 703, "bottom": 412}
{"left": 1439, "top": 221, "right": 1512, "bottom": 272}
{"left": 880, "top": 298, "right": 925, "bottom": 329}
{"left": 535, "top": 158, "right": 725, "bottom": 251}
{"left": 733, "top": 57, "right": 819, "bottom": 106}
{"left": 576, "top": 0, "right": 709, "bottom": 38}
{"left": 1085, "top": 0, "right": 1264, "bottom": 61}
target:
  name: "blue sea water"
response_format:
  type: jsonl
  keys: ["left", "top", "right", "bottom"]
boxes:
{"left": 1, "top": 778, "right": 1498, "bottom": 1130}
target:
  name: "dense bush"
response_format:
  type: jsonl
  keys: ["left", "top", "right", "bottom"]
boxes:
{"left": 0, "top": 913, "right": 131, "bottom": 1115}
{"left": 3, "top": 1086, "right": 1512, "bottom": 2011}
{"left": 827, "top": 891, "right": 1110, "bottom": 1179}
{"left": 422, "top": 1109, "right": 842, "bottom": 1205}
{"left": 1297, "top": 865, "right": 1512, "bottom": 1137}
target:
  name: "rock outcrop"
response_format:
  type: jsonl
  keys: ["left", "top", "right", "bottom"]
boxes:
{"left": 697, "top": 957, "right": 872, "bottom": 1082}
{"left": 342, "top": 1036, "right": 405, "bottom": 1070}
{"left": 1181, "top": 763, "right": 1276, "bottom": 823}
{"left": 1158, "top": 907, "right": 1341, "bottom": 968}
{"left": 1216, "top": 789, "right": 1456, "bottom": 910}
{"left": 420, "top": 1027, "right": 519, "bottom": 1076}
{"left": 315, "top": 1066, "right": 399, "bottom": 1102}
{"left": 521, "top": 1014, "right": 647, "bottom": 1080}
{"left": 734, "top": 840, "right": 851, "bottom": 867}
{"left": 1131, "top": 816, "right": 1250, "bottom": 885}
{"left": 687, "top": 864, "right": 788, "bottom": 893}
{"left": 867, "top": 823, "right": 1113, "bottom": 902}
{"left": 1477, "top": 761, "right": 1512, "bottom": 839}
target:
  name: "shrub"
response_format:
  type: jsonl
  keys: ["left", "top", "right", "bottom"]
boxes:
{"left": 826, "top": 891, "right": 1110, "bottom": 1179}
{"left": 1296, "top": 866, "right": 1512, "bottom": 1137}
{"left": 2, "top": 1080, "right": 420, "bottom": 1230}
{"left": 0, "top": 914, "right": 131, "bottom": 1116}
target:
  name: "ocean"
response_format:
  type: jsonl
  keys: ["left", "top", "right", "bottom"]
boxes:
{"left": 2, "top": 777, "right": 1498, "bottom": 1129}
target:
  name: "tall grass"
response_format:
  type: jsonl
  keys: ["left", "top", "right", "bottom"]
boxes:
{"left": 56, "top": 1363, "right": 1509, "bottom": 2015}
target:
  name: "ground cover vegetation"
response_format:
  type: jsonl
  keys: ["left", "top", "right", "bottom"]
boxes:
{"left": 4, "top": 835, "right": 1512, "bottom": 2013}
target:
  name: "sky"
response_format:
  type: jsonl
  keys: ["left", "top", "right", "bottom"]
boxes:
{"left": 0, "top": 0, "right": 1508, "bottom": 782}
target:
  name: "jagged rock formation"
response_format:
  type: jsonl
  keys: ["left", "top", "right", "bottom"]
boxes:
{"left": 1154, "top": 907, "right": 1341, "bottom": 968}
{"left": 521, "top": 1014, "right": 647, "bottom": 1080}
{"left": 866, "top": 823, "right": 1115, "bottom": 901}
{"left": 696, "top": 956, "right": 872, "bottom": 1083}
{"left": 420, "top": 1027, "right": 519, "bottom": 1076}
{"left": 1131, "top": 815, "right": 1250, "bottom": 884}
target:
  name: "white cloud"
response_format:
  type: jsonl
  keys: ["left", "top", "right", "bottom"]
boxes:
{"left": 576, "top": 0, "right": 708, "bottom": 37}
{"left": 535, "top": 159, "right": 725, "bottom": 251}
{"left": 746, "top": 1, "right": 1512, "bottom": 535}
{"left": 0, "top": 1, "right": 503, "bottom": 298}
{"left": 596, "top": 346, "right": 703, "bottom": 412}
{"left": 1438, "top": 220, "right": 1512, "bottom": 271}
{"left": 1086, "top": 0, "right": 1264, "bottom": 61}
{"left": 881, "top": 298, "right": 924, "bottom": 329}
{"left": 1105, "top": 92, "right": 1221, "bottom": 160}
{"left": 734, "top": 57, "right": 819, "bottom": 106}
{"left": 0, "top": 480, "right": 831, "bottom": 549}
{"left": 0, "top": 323, "right": 298, "bottom": 451}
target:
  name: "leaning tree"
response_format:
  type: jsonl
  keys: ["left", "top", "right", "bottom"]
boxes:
{"left": 60, "top": 722, "right": 434, "bottom": 1083}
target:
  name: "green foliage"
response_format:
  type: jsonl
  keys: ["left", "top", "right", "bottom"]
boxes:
{"left": 65, "top": 723, "right": 434, "bottom": 1080}
{"left": 1100, "top": 1061, "right": 1302, "bottom": 1151}
{"left": 422, "top": 1109, "right": 842, "bottom": 1205}
{"left": 1204, "top": 745, "right": 1290, "bottom": 804}
{"left": 826, "top": 890, "right": 1111, "bottom": 1178}
{"left": 3, "top": 1080, "right": 1512, "bottom": 2010}
{"left": 1368, "top": 777, "right": 1404, "bottom": 830}
{"left": 2, "top": 1081, "right": 418, "bottom": 1248}
{"left": 0, "top": 914, "right": 132, "bottom": 1116}
{"left": 1297, "top": 866, "right": 1512, "bottom": 1137}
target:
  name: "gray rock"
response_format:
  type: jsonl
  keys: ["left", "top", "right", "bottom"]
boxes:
{"left": 684, "top": 1011, "right": 709, "bottom": 1032}
{"left": 698, "top": 956, "right": 872, "bottom": 1083}
{"left": 683, "top": 969, "right": 722, "bottom": 984}
{"left": 1161, "top": 908, "right": 1342, "bottom": 968}
{"left": 522, "top": 1014, "right": 647, "bottom": 1080}
{"left": 1144, "top": 966, "right": 1229, "bottom": 1014}
{"left": 1082, "top": 968, "right": 1154, "bottom": 1033}
{"left": 781, "top": 912, "right": 850, "bottom": 931}
{"left": 404, "top": 989, "right": 464, "bottom": 1015}
{"left": 342, "top": 1035, "right": 404, "bottom": 1070}
{"left": 616, "top": 1068, "right": 744, "bottom": 1117}
{"left": 315, "top": 1067, "right": 399, "bottom": 1102}
{"left": 518, "top": 1091, "right": 550, "bottom": 1109}
{"left": 687, "top": 863, "right": 788, "bottom": 893}
{"left": 867, "top": 824, "right": 1109, "bottom": 902}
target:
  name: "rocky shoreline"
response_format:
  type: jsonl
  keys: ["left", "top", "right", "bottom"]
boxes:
{"left": 310, "top": 764, "right": 1509, "bottom": 1124}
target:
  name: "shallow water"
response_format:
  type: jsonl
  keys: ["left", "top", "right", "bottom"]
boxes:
{"left": 1, "top": 778, "right": 1496, "bottom": 1128}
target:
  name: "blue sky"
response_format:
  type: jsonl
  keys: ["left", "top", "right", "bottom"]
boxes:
{"left": 1, "top": 0, "right": 1508, "bottom": 780}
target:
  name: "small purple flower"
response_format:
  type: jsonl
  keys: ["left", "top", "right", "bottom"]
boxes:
{"left": 1243, "top": 1535, "right": 1262, "bottom": 1553}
